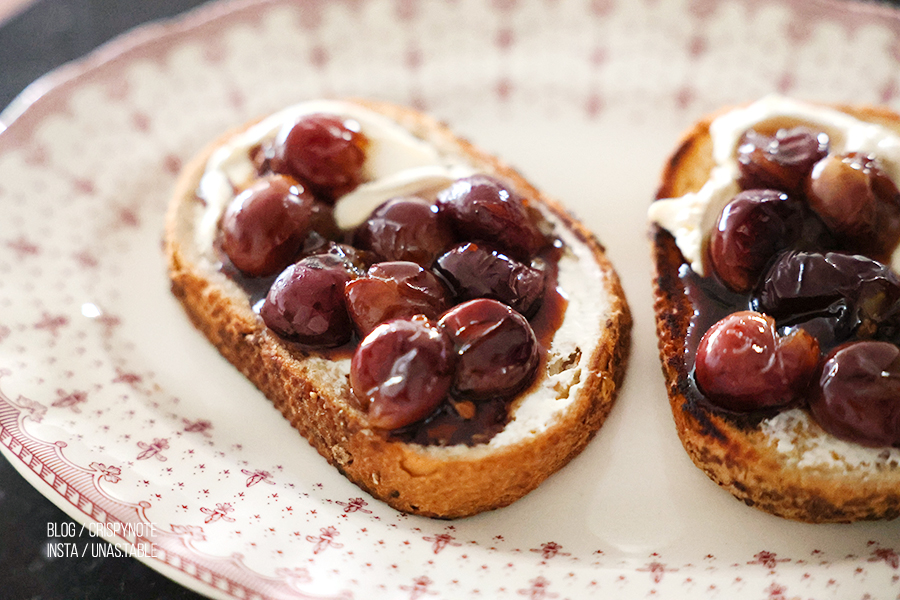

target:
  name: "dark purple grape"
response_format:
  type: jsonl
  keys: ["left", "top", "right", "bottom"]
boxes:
{"left": 344, "top": 261, "right": 452, "bottom": 337}
{"left": 220, "top": 175, "right": 335, "bottom": 276}
{"left": 810, "top": 341, "right": 900, "bottom": 447}
{"left": 708, "top": 189, "right": 805, "bottom": 292}
{"left": 350, "top": 316, "right": 456, "bottom": 430}
{"left": 439, "top": 299, "right": 540, "bottom": 400}
{"left": 436, "top": 174, "right": 548, "bottom": 259}
{"left": 434, "top": 242, "right": 546, "bottom": 318}
{"left": 260, "top": 255, "right": 355, "bottom": 347}
{"left": 737, "top": 127, "right": 829, "bottom": 194}
{"left": 755, "top": 251, "right": 900, "bottom": 344}
{"left": 353, "top": 196, "right": 455, "bottom": 266}
{"left": 805, "top": 152, "right": 900, "bottom": 260}
{"left": 270, "top": 113, "right": 367, "bottom": 201}
{"left": 694, "top": 311, "right": 820, "bottom": 412}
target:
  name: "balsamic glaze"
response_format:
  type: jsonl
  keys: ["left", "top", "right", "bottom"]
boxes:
{"left": 220, "top": 230, "right": 568, "bottom": 447}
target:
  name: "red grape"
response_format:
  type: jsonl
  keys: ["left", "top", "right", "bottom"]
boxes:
{"left": 353, "top": 196, "right": 455, "bottom": 266}
{"left": 439, "top": 299, "right": 540, "bottom": 400}
{"left": 810, "top": 341, "right": 900, "bottom": 447}
{"left": 220, "top": 175, "right": 334, "bottom": 276}
{"left": 260, "top": 254, "right": 355, "bottom": 347}
{"left": 805, "top": 152, "right": 900, "bottom": 260}
{"left": 350, "top": 316, "right": 455, "bottom": 430}
{"left": 695, "top": 311, "right": 820, "bottom": 412}
{"left": 708, "top": 189, "right": 804, "bottom": 292}
{"left": 756, "top": 251, "right": 900, "bottom": 345}
{"left": 436, "top": 175, "right": 548, "bottom": 259}
{"left": 434, "top": 242, "right": 546, "bottom": 318}
{"left": 270, "top": 113, "right": 367, "bottom": 201}
{"left": 737, "top": 127, "right": 829, "bottom": 194}
{"left": 345, "top": 261, "right": 451, "bottom": 337}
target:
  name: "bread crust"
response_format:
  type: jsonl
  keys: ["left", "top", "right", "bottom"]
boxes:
{"left": 166, "top": 99, "right": 631, "bottom": 518}
{"left": 651, "top": 101, "right": 900, "bottom": 523}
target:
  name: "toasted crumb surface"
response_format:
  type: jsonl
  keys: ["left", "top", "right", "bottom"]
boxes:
{"left": 166, "top": 98, "right": 631, "bottom": 518}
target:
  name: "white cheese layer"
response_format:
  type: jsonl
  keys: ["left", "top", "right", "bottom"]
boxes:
{"left": 761, "top": 409, "right": 900, "bottom": 471}
{"left": 647, "top": 94, "right": 900, "bottom": 275}
{"left": 196, "top": 99, "right": 475, "bottom": 249}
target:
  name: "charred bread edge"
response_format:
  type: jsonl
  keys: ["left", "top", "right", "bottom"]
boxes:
{"left": 165, "top": 99, "right": 632, "bottom": 519}
{"left": 650, "top": 102, "right": 900, "bottom": 523}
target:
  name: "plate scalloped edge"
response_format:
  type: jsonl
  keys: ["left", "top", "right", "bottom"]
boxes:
{"left": 3, "top": 375, "right": 899, "bottom": 599}
{"left": 0, "top": 372, "right": 353, "bottom": 600}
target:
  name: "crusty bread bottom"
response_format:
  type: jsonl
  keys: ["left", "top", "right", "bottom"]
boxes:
{"left": 166, "top": 99, "right": 631, "bottom": 518}
{"left": 650, "top": 104, "right": 900, "bottom": 523}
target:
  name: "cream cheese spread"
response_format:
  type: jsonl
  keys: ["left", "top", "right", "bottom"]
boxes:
{"left": 196, "top": 99, "right": 475, "bottom": 249}
{"left": 648, "top": 94, "right": 900, "bottom": 275}
{"left": 761, "top": 408, "right": 900, "bottom": 471}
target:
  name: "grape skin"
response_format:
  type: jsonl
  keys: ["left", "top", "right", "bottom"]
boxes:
{"left": 810, "top": 341, "right": 900, "bottom": 447}
{"left": 270, "top": 113, "right": 367, "bottom": 201}
{"left": 345, "top": 261, "right": 451, "bottom": 337}
{"left": 694, "top": 311, "right": 820, "bottom": 412}
{"left": 708, "top": 189, "right": 804, "bottom": 293}
{"left": 439, "top": 299, "right": 540, "bottom": 400}
{"left": 260, "top": 255, "right": 356, "bottom": 347}
{"left": 220, "top": 175, "right": 332, "bottom": 277}
{"left": 350, "top": 316, "right": 456, "bottom": 430}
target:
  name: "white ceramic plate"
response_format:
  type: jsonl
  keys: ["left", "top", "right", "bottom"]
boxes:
{"left": 2, "top": 0, "right": 900, "bottom": 598}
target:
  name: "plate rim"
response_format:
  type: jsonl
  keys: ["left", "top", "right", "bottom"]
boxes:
{"left": 2, "top": 1, "right": 900, "bottom": 599}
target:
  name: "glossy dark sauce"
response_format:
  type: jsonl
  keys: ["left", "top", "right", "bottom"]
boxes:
{"left": 661, "top": 120, "right": 900, "bottom": 451}
{"left": 680, "top": 263, "right": 749, "bottom": 369}
{"left": 219, "top": 252, "right": 278, "bottom": 309}
{"left": 388, "top": 397, "right": 509, "bottom": 446}
{"left": 678, "top": 262, "right": 785, "bottom": 429}
{"left": 220, "top": 229, "right": 568, "bottom": 447}
{"left": 390, "top": 244, "right": 567, "bottom": 447}
{"left": 678, "top": 238, "right": 900, "bottom": 430}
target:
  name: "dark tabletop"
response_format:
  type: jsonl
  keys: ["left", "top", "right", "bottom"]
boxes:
{"left": 0, "top": 6, "right": 212, "bottom": 600}
{"left": 2, "top": 0, "right": 900, "bottom": 599}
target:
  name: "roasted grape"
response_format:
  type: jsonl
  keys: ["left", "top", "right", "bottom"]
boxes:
{"left": 260, "top": 254, "right": 356, "bottom": 347}
{"left": 436, "top": 174, "right": 548, "bottom": 259}
{"left": 737, "top": 127, "right": 829, "bottom": 194}
{"left": 755, "top": 251, "right": 900, "bottom": 344}
{"left": 694, "top": 311, "right": 820, "bottom": 412}
{"left": 350, "top": 316, "right": 456, "bottom": 430}
{"left": 220, "top": 175, "right": 334, "bottom": 277}
{"left": 353, "top": 196, "right": 455, "bottom": 266}
{"left": 344, "top": 261, "right": 452, "bottom": 337}
{"left": 708, "top": 189, "right": 805, "bottom": 292}
{"left": 439, "top": 299, "right": 540, "bottom": 400}
{"left": 809, "top": 341, "right": 900, "bottom": 447}
{"left": 270, "top": 113, "right": 367, "bottom": 200}
{"left": 805, "top": 152, "right": 900, "bottom": 260}
{"left": 434, "top": 242, "right": 546, "bottom": 318}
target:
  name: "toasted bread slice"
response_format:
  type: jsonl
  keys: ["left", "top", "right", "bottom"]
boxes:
{"left": 165, "top": 99, "right": 631, "bottom": 518}
{"left": 650, "top": 99, "right": 900, "bottom": 523}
